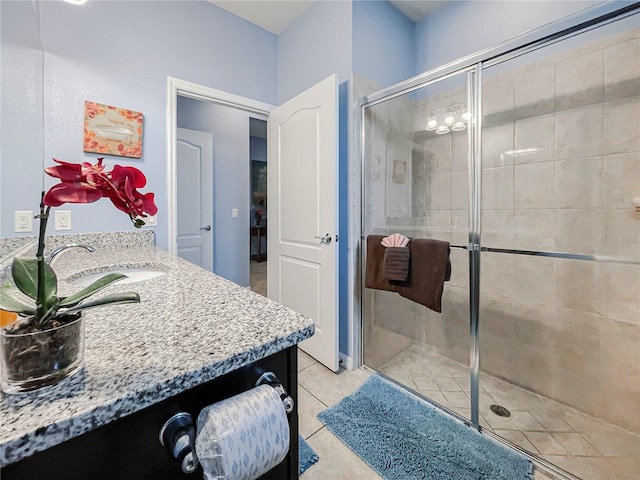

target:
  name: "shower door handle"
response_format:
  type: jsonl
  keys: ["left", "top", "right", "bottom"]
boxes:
{"left": 314, "top": 233, "right": 333, "bottom": 245}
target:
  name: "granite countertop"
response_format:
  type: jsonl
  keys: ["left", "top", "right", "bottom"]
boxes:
{"left": 0, "top": 243, "right": 315, "bottom": 466}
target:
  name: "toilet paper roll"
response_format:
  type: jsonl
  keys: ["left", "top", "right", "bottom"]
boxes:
{"left": 195, "top": 384, "right": 290, "bottom": 480}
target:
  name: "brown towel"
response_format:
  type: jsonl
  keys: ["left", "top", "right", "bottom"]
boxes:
{"left": 395, "top": 238, "right": 451, "bottom": 313}
{"left": 365, "top": 235, "right": 395, "bottom": 292}
{"left": 383, "top": 247, "right": 410, "bottom": 281}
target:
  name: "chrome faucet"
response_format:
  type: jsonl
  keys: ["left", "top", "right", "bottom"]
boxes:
{"left": 46, "top": 244, "right": 95, "bottom": 266}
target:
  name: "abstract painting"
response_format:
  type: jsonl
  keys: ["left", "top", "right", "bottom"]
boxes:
{"left": 84, "top": 101, "right": 143, "bottom": 158}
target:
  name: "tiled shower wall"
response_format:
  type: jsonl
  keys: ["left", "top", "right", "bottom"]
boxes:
{"left": 364, "top": 27, "right": 640, "bottom": 433}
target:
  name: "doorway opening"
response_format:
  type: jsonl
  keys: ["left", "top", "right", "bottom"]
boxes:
{"left": 167, "top": 77, "right": 273, "bottom": 287}
{"left": 249, "top": 118, "right": 267, "bottom": 297}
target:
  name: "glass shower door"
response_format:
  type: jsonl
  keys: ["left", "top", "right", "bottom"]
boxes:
{"left": 362, "top": 71, "right": 474, "bottom": 420}
{"left": 478, "top": 14, "right": 640, "bottom": 480}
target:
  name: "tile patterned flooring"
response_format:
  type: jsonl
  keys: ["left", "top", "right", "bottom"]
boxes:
{"left": 297, "top": 349, "right": 561, "bottom": 480}
{"left": 253, "top": 266, "right": 639, "bottom": 479}
{"left": 377, "top": 345, "right": 640, "bottom": 480}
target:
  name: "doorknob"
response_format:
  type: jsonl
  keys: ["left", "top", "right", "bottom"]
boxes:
{"left": 200, "top": 225, "right": 211, "bottom": 231}
{"left": 314, "top": 233, "right": 332, "bottom": 244}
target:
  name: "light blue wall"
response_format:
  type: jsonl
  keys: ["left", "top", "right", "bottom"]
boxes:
{"left": 415, "top": 0, "right": 602, "bottom": 75}
{"left": 0, "top": 1, "right": 44, "bottom": 237}
{"left": 277, "top": 0, "right": 352, "bottom": 104}
{"left": 177, "top": 96, "right": 251, "bottom": 287}
{"left": 352, "top": 0, "right": 415, "bottom": 88}
{"left": 35, "top": 0, "right": 276, "bottom": 250}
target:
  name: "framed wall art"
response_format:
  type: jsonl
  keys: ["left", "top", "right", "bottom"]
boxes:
{"left": 83, "top": 101, "right": 143, "bottom": 158}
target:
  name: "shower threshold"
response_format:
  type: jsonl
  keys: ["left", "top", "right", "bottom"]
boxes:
{"left": 372, "top": 345, "right": 640, "bottom": 480}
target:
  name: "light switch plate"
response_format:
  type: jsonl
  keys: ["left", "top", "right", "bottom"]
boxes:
{"left": 231, "top": 208, "right": 238, "bottom": 219}
{"left": 14, "top": 211, "right": 33, "bottom": 232}
{"left": 54, "top": 210, "right": 72, "bottom": 230}
{"left": 145, "top": 214, "right": 157, "bottom": 227}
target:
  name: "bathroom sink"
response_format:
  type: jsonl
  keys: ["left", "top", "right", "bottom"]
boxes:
{"left": 68, "top": 267, "right": 167, "bottom": 288}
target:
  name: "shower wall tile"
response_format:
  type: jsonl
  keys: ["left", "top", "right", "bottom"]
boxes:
{"left": 481, "top": 254, "right": 514, "bottom": 300}
{"left": 482, "top": 209, "right": 516, "bottom": 247}
{"left": 448, "top": 248, "right": 468, "bottom": 289}
{"left": 603, "top": 96, "right": 640, "bottom": 154}
{"left": 515, "top": 162, "right": 554, "bottom": 209}
{"left": 555, "top": 50, "right": 604, "bottom": 110}
{"left": 554, "top": 209, "right": 605, "bottom": 254}
{"left": 555, "top": 103, "right": 604, "bottom": 159}
{"left": 428, "top": 172, "right": 452, "bottom": 210}
{"left": 603, "top": 153, "right": 640, "bottom": 208}
{"left": 426, "top": 135, "right": 451, "bottom": 173}
{"left": 514, "top": 64, "right": 556, "bottom": 114}
{"left": 450, "top": 130, "right": 468, "bottom": 172}
{"left": 482, "top": 166, "right": 514, "bottom": 210}
{"left": 451, "top": 170, "right": 469, "bottom": 210}
{"left": 595, "top": 263, "right": 640, "bottom": 325}
{"left": 554, "top": 260, "right": 599, "bottom": 312}
{"left": 601, "top": 209, "right": 640, "bottom": 259}
{"left": 511, "top": 209, "right": 556, "bottom": 251}
{"left": 483, "top": 77, "right": 515, "bottom": 116}
{"left": 511, "top": 256, "right": 555, "bottom": 306}
{"left": 425, "top": 210, "right": 452, "bottom": 242}
{"left": 372, "top": 290, "right": 415, "bottom": 338}
{"left": 604, "top": 38, "right": 640, "bottom": 100}
{"left": 482, "top": 123, "right": 514, "bottom": 168}
{"left": 451, "top": 209, "right": 468, "bottom": 245}
{"left": 514, "top": 114, "right": 555, "bottom": 164}
{"left": 554, "top": 157, "right": 604, "bottom": 209}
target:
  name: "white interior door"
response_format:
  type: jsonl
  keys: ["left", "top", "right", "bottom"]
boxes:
{"left": 267, "top": 75, "right": 339, "bottom": 371}
{"left": 177, "top": 128, "right": 214, "bottom": 271}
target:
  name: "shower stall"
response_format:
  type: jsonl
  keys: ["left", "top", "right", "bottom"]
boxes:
{"left": 360, "top": 4, "right": 640, "bottom": 480}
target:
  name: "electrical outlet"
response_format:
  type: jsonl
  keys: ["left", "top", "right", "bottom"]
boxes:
{"left": 231, "top": 208, "right": 238, "bottom": 219}
{"left": 55, "top": 210, "right": 72, "bottom": 230}
{"left": 14, "top": 211, "right": 33, "bottom": 232}
{"left": 145, "top": 214, "right": 157, "bottom": 227}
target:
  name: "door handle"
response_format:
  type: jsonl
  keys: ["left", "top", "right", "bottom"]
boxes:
{"left": 200, "top": 225, "right": 211, "bottom": 231}
{"left": 314, "top": 233, "right": 332, "bottom": 245}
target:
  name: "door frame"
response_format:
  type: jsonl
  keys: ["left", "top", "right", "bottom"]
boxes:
{"left": 166, "top": 76, "right": 274, "bottom": 255}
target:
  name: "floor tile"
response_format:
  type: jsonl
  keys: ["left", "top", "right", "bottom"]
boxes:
{"left": 524, "top": 432, "right": 570, "bottom": 456}
{"left": 543, "top": 455, "right": 626, "bottom": 480}
{"left": 298, "top": 386, "right": 326, "bottom": 439}
{"left": 608, "top": 455, "right": 640, "bottom": 479}
{"left": 443, "top": 391, "right": 470, "bottom": 408}
{"left": 581, "top": 430, "right": 640, "bottom": 457}
{"left": 494, "top": 429, "right": 540, "bottom": 454}
{"left": 298, "top": 349, "right": 317, "bottom": 371}
{"left": 303, "top": 427, "right": 383, "bottom": 480}
{"left": 298, "top": 363, "right": 370, "bottom": 407}
{"left": 552, "top": 432, "right": 601, "bottom": 456}
{"left": 510, "top": 411, "right": 546, "bottom": 432}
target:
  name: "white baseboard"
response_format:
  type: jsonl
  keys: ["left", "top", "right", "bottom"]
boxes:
{"left": 339, "top": 353, "right": 354, "bottom": 371}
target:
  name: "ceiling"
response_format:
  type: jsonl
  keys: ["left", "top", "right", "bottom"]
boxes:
{"left": 208, "top": 0, "right": 448, "bottom": 35}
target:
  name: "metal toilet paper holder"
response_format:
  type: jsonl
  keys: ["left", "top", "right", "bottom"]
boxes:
{"left": 159, "top": 412, "right": 199, "bottom": 475}
{"left": 159, "top": 372, "right": 293, "bottom": 474}
{"left": 256, "top": 371, "right": 295, "bottom": 414}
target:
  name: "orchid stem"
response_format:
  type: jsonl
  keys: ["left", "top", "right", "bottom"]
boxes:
{"left": 35, "top": 192, "right": 50, "bottom": 325}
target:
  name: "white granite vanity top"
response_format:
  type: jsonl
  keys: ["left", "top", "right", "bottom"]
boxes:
{"left": 0, "top": 242, "right": 314, "bottom": 466}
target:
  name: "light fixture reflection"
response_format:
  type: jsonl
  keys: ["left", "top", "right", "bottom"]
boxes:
{"left": 426, "top": 112, "right": 438, "bottom": 131}
{"left": 461, "top": 111, "right": 471, "bottom": 122}
{"left": 452, "top": 121, "right": 466, "bottom": 132}
{"left": 436, "top": 125, "right": 450, "bottom": 135}
{"left": 444, "top": 108, "right": 455, "bottom": 126}
{"left": 64, "top": 0, "right": 88, "bottom": 4}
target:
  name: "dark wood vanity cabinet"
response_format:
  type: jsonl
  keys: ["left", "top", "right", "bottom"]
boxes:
{"left": 2, "top": 347, "right": 299, "bottom": 480}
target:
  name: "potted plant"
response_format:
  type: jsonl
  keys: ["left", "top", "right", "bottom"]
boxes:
{"left": 0, "top": 158, "right": 157, "bottom": 393}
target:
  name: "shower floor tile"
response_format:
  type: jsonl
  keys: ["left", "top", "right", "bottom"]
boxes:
{"left": 377, "top": 345, "right": 640, "bottom": 480}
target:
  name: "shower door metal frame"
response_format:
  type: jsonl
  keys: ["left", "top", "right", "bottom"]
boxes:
{"left": 359, "top": 2, "right": 640, "bottom": 479}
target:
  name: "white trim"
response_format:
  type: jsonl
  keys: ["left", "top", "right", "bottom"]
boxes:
{"left": 166, "top": 76, "right": 275, "bottom": 255}
{"left": 339, "top": 353, "right": 354, "bottom": 371}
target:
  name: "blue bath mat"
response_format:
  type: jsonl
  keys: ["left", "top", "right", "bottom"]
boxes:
{"left": 317, "top": 375, "right": 534, "bottom": 480}
{"left": 299, "top": 435, "right": 319, "bottom": 475}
